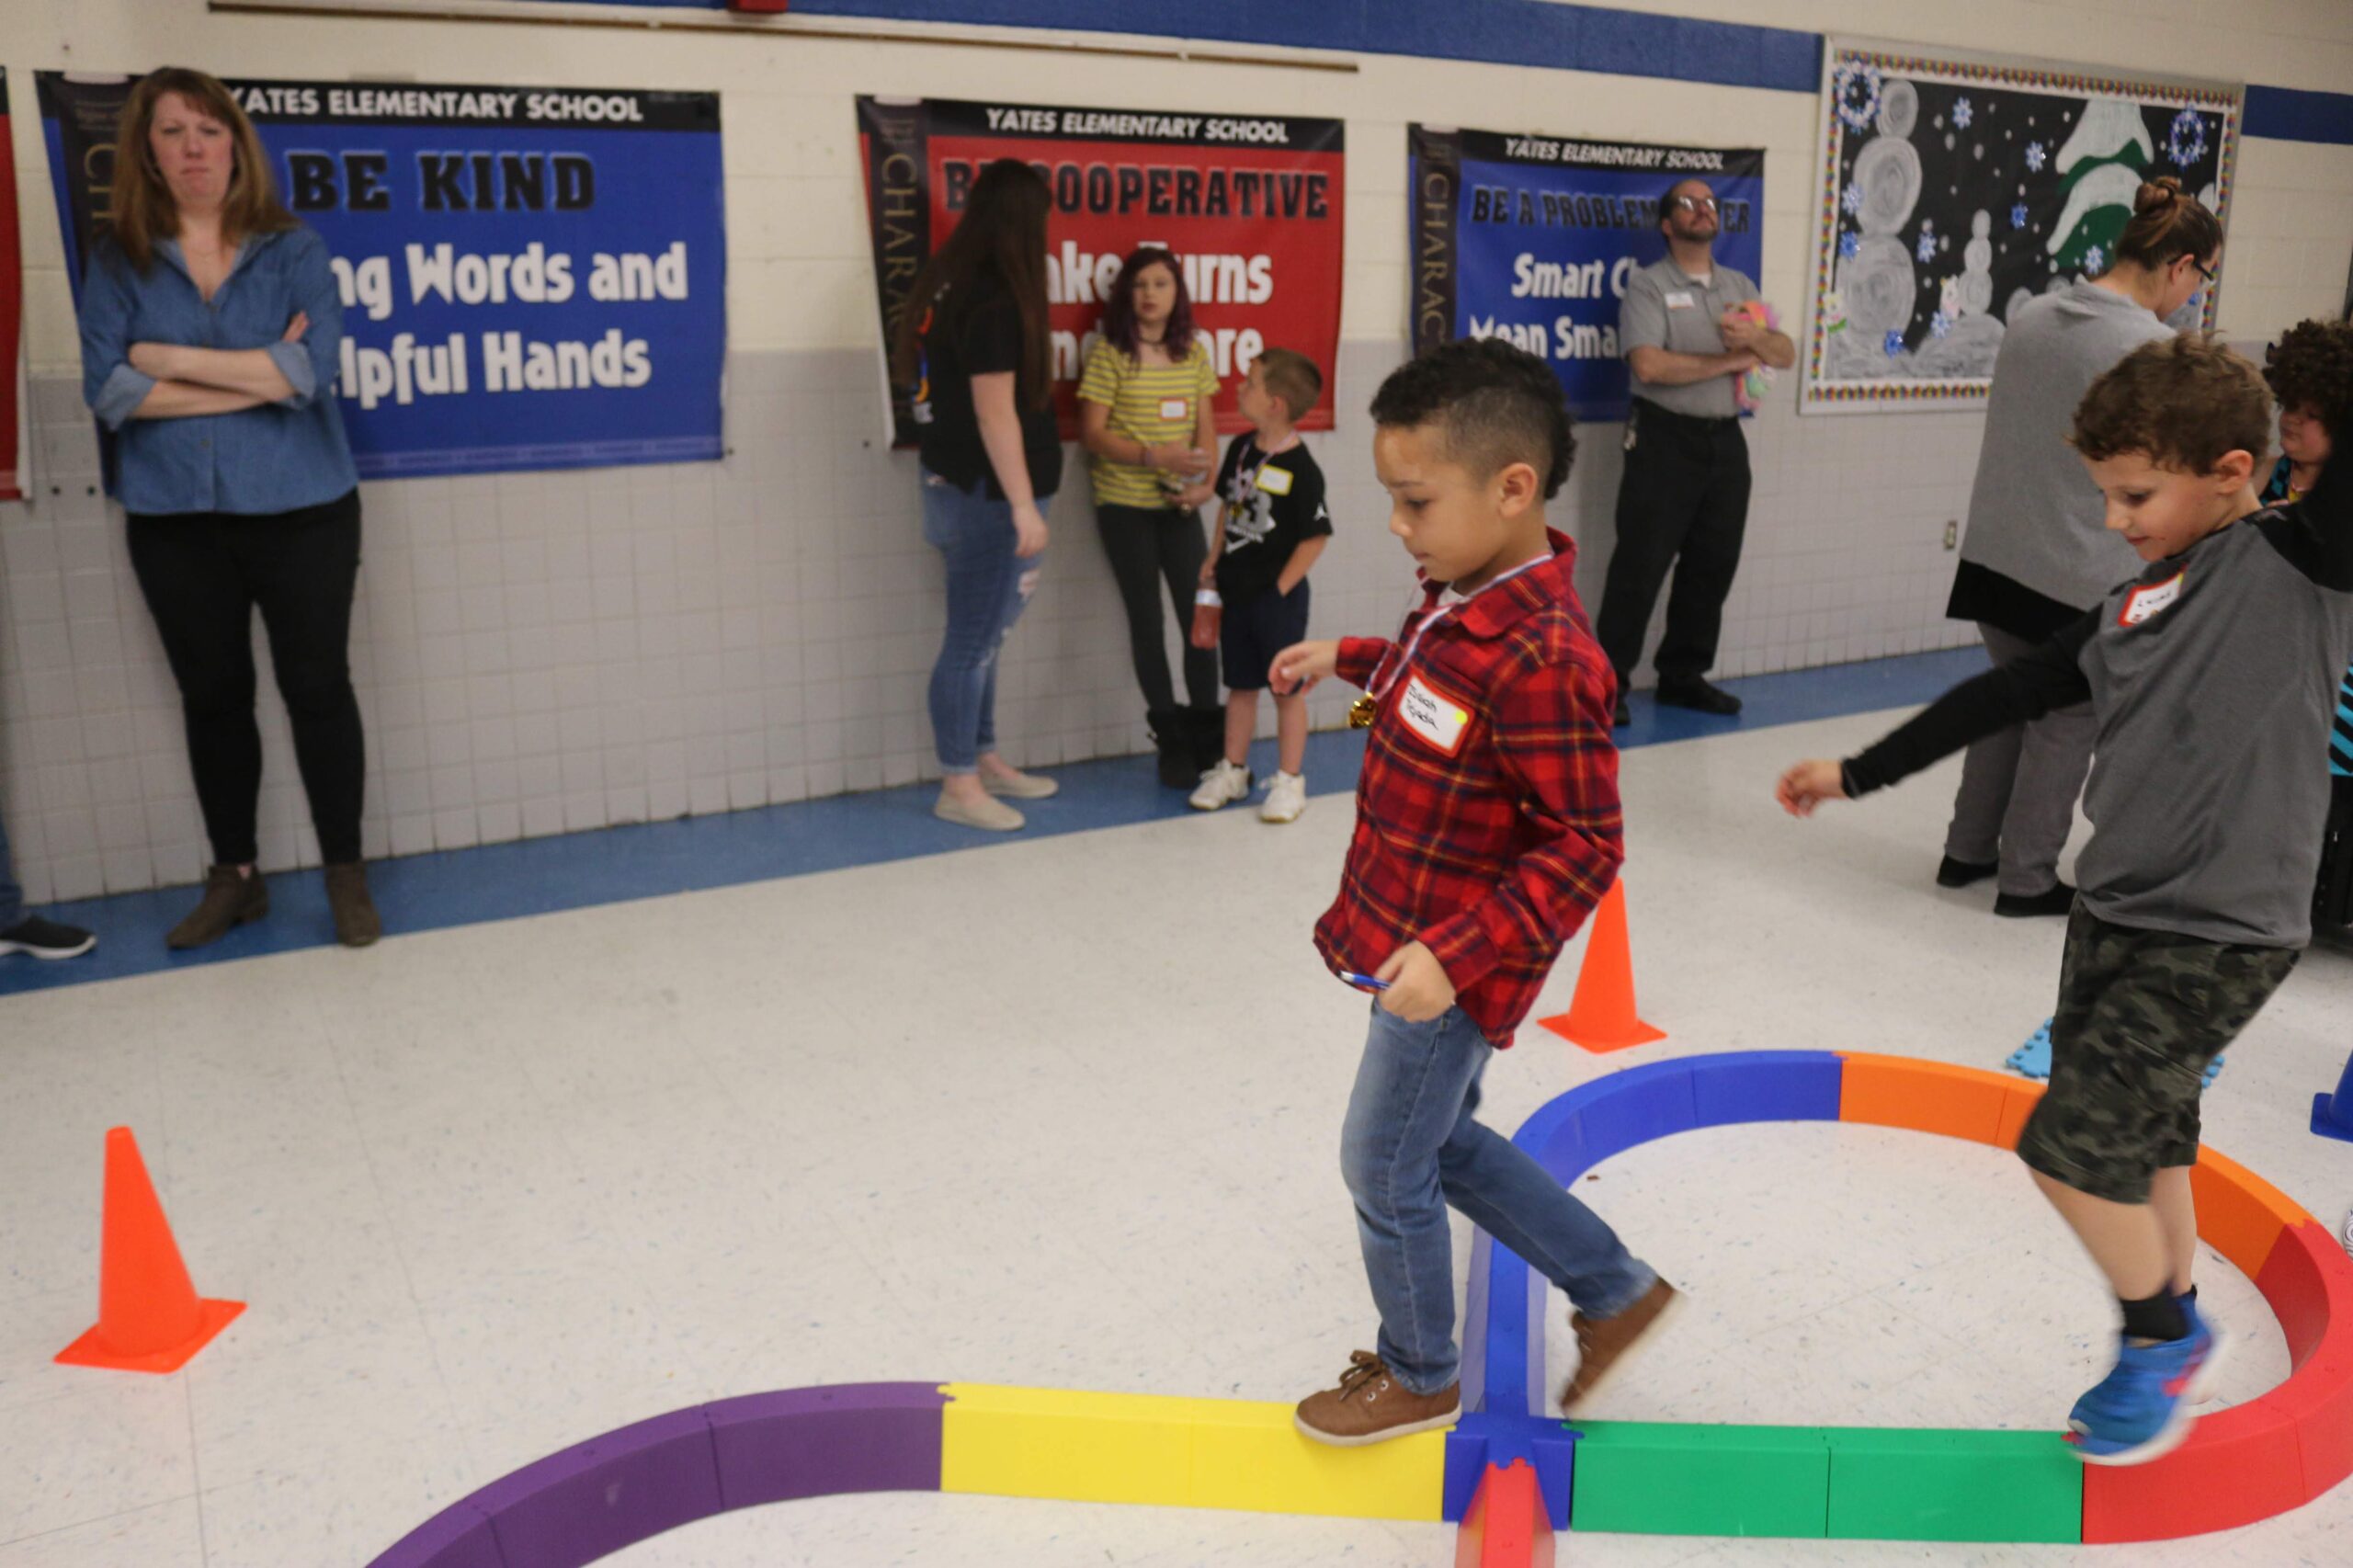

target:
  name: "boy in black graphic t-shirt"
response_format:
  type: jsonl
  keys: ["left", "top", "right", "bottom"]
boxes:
{"left": 1194, "top": 348, "right": 1334, "bottom": 822}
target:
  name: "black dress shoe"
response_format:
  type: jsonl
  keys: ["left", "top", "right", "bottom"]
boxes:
{"left": 1612, "top": 695, "right": 1631, "bottom": 727}
{"left": 1995, "top": 883, "right": 2077, "bottom": 918}
{"left": 1654, "top": 677, "right": 1743, "bottom": 716}
{"left": 1937, "top": 855, "right": 1998, "bottom": 889}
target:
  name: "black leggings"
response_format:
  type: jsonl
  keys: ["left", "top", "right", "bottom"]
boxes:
{"left": 1096, "top": 502, "right": 1218, "bottom": 712}
{"left": 127, "top": 489, "right": 367, "bottom": 867}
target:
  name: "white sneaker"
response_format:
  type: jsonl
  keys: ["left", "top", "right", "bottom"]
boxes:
{"left": 934, "top": 792, "right": 1024, "bottom": 831}
{"left": 1189, "top": 759, "right": 1253, "bottom": 811}
{"left": 1260, "top": 771, "right": 1307, "bottom": 824}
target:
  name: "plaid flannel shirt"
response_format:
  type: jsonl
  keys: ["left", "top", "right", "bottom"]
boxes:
{"left": 1313, "top": 529, "right": 1625, "bottom": 1045}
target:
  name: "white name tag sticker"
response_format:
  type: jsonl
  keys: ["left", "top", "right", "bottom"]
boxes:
{"left": 1664, "top": 290, "right": 1696, "bottom": 309}
{"left": 1159, "top": 397, "right": 1190, "bottom": 420}
{"left": 1398, "top": 676, "right": 1472, "bottom": 756}
{"left": 1256, "top": 465, "right": 1294, "bottom": 496}
{"left": 2120, "top": 571, "right": 2185, "bottom": 627}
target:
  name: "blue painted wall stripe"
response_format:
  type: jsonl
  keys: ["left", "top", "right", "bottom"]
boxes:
{"left": 542, "top": 0, "right": 2353, "bottom": 144}
{"left": 2246, "top": 84, "right": 2353, "bottom": 147}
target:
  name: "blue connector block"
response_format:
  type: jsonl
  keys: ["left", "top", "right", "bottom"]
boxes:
{"left": 1445, "top": 1413, "right": 1579, "bottom": 1528}
{"left": 2312, "top": 1047, "right": 2353, "bottom": 1142}
{"left": 1690, "top": 1051, "right": 1845, "bottom": 1128}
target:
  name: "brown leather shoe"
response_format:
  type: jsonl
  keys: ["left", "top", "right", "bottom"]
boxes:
{"left": 1293, "top": 1351, "right": 1460, "bottom": 1447}
{"left": 167, "top": 866, "right": 270, "bottom": 950}
{"left": 325, "top": 862, "right": 381, "bottom": 949}
{"left": 1561, "top": 1278, "right": 1680, "bottom": 1410}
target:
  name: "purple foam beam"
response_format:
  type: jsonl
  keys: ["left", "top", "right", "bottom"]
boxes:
{"left": 367, "top": 1382, "right": 948, "bottom": 1568}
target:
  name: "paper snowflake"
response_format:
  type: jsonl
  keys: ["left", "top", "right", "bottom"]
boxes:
{"left": 1884, "top": 329, "right": 1906, "bottom": 358}
{"left": 1930, "top": 310, "right": 1953, "bottom": 339}
{"left": 1952, "top": 97, "right": 1973, "bottom": 130}
{"left": 2084, "top": 243, "right": 2106, "bottom": 274}
{"left": 2011, "top": 202, "right": 2029, "bottom": 229}
{"left": 2167, "top": 108, "right": 2208, "bottom": 169}
{"left": 1839, "top": 230, "right": 1861, "bottom": 258}
{"left": 1842, "top": 182, "right": 1864, "bottom": 216}
{"left": 2024, "top": 141, "right": 2046, "bottom": 173}
{"left": 1916, "top": 231, "right": 1938, "bottom": 264}
{"left": 1834, "top": 59, "right": 1884, "bottom": 133}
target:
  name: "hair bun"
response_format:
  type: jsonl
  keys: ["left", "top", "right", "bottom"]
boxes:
{"left": 2133, "top": 176, "right": 2184, "bottom": 215}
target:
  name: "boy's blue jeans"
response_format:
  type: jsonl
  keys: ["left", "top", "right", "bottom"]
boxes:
{"left": 1342, "top": 1001, "right": 1656, "bottom": 1397}
{"left": 922, "top": 473, "right": 1047, "bottom": 775}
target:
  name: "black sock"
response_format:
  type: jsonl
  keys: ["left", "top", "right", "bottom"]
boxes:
{"left": 2120, "top": 1290, "right": 2190, "bottom": 1343}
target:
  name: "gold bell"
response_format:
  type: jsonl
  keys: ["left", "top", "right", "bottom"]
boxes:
{"left": 1347, "top": 695, "right": 1378, "bottom": 729}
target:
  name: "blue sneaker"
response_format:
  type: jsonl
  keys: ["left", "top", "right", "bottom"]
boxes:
{"left": 2178, "top": 1297, "right": 2229, "bottom": 1407}
{"left": 2065, "top": 1330, "right": 2212, "bottom": 1465}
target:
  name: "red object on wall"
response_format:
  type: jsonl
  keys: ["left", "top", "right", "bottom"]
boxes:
{"left": 857, "top": 97, "right": 1347, "bottom": 445}
{"left": 727, "top": 1, "right": 791, "bottom": 12}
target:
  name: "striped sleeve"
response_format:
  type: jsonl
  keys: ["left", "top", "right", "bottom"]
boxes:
{"left": 1076, "top": 340, "right": 1125, "bottom": 406}
{"left": 2333, "top": 665, "right": 2353, "bottom": 778}
{"left": 1195, "top": 343, "right": 1220, "bottom": 405}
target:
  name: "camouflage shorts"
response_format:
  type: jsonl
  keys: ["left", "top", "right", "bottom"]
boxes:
{"left": 2017, "top": 904, "right": 2299, "bottom": 1203}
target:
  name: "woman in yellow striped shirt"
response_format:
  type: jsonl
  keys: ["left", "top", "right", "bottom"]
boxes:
{"left": 1078, "top": 248, "right": 1224, "bottom": 786}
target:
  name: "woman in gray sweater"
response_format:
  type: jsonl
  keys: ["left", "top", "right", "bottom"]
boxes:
{"left": 1938, "top": 177, "right": 2221, "bottom": 916}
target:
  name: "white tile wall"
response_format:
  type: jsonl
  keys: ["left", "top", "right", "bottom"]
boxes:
{"left": 3, "top": 0, "right": 2350, "bottom": 903}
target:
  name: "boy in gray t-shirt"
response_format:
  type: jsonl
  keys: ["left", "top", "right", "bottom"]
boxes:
{"left": 1776, "top": 334, "right": 2352, "bottom": 1468}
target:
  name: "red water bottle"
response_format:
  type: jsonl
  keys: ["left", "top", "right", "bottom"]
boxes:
{"left": 1189, "top": 588, "right": 1222, "bottom": 651}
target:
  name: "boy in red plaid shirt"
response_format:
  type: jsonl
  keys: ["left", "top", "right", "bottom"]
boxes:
{"left": 1272, "top": 338, "right": 1677, "bottom": 1445}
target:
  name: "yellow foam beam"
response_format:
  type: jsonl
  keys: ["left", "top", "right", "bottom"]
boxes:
{"left": 939, "top": 1383, "right": 1446, "bottom": 1521}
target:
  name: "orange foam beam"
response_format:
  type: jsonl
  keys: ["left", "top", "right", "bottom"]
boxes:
{"left": 1836, "top": 1053, "right": 2011, "bottom": 1145}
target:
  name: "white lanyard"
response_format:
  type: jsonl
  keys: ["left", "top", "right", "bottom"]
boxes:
{"left": 1363, "top": 552, "right": 1551, "bottom": 704}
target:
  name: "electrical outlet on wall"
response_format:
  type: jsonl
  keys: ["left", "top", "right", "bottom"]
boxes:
{"left": 1944, "top": 519, "right": 1959, "bottom": 550}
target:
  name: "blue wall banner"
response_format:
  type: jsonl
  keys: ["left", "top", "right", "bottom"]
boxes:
{"left": 1407, "top": 127, "right": 1765, "bottom": 423}
{"left": 38, "top": 74, "right": 725, "bottom": 479}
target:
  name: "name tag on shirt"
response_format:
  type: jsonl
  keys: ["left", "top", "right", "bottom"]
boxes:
{"left": 1159, "top": 397, "right": 1189, "bottom": 420}
{"left": 2120, "top": 572, "right": 2185, "bottom": 627}
{"left": 1664, "top": 290, "right": 1696, "bottom": 309}
{"left": 1256, "top": 465, "right": 1294, "bottom": 496}
{"left": 1398, "top": 676, "right": 1472, "bottom": 755}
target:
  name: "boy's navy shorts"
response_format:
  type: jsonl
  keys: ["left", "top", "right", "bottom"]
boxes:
{"left": 1220, "top": 581, "right": 1312, "bottom": 692}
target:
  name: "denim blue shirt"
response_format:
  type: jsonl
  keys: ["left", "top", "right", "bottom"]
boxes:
{"left": 80, "top": 225, "right": 358, "bottom": 517}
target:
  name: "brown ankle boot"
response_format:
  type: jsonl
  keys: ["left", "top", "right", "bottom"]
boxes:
{"left": 324, "top": 862, "right": 381, "bottom": 949}
{"left": 1561, "top": 1278, "right": 1680, "bottom": 1410}
{"left": 167, "top": 866, "right": 269, "bottom": 950}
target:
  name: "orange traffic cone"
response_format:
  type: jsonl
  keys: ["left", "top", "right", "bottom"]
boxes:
{"left": 1538, "top": 879, "right": 1665, "bottom": 1054}
{"left": 55, "top": 1127, "right": 244, "bottom": 1373}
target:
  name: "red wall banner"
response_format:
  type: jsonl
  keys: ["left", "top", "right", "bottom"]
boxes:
{"left": 1, "top": 68, "right": 22, "bottom": 502}
{"left": 858, "top": 97, "right": 1345, "bottom": 443}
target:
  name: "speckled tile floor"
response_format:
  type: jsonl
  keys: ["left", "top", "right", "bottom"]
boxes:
{"left": 4, "top": 708, "right": 2348, "bottom": 1566}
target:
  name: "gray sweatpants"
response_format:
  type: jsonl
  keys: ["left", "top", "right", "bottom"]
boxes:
{"left": 1943, "top": 622, "right": 2096, "bottom": 897}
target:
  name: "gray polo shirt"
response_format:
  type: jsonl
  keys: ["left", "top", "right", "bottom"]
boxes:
{"left": 1619, "top": 256, "right": 1760, "bottom": 420}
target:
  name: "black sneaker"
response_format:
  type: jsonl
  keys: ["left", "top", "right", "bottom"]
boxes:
{"left": 1654, "top": 677, "right": 1743, "bottom": 716}
{"left": 0, "top": 914, "right": 97, "bottom": 960}
{"left": 1937, "top": 855, "right": 1998, "bottom": 889}
{"left": 1612, "top": 695, "right": 1631, "bottom": 727}
{"left": 1995, "top": 883, "right": 2077, "bottom": 918}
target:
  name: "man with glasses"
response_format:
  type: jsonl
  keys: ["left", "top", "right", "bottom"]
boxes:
{"left": 1596, "top": 177, "right": 1792, "bottom": 724}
